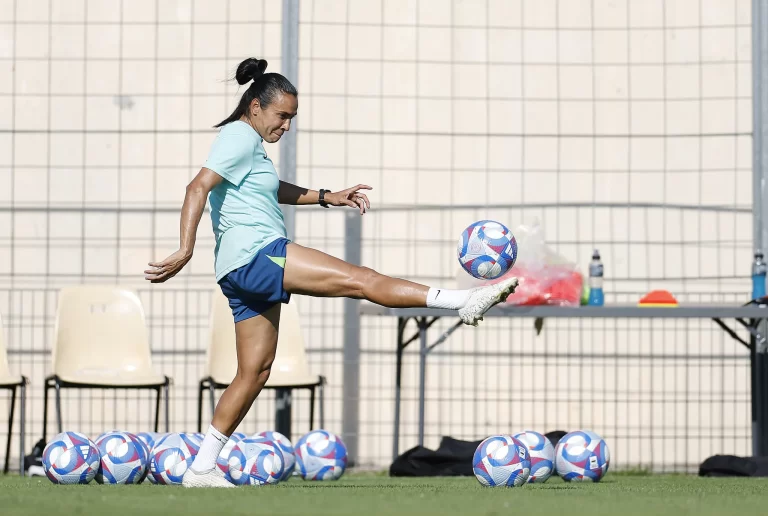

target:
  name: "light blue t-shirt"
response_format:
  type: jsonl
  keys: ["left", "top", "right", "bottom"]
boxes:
{"left": 204, "top": 120, "right": 287, "bottom": 281}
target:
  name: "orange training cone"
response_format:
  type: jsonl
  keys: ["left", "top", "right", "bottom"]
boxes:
{"left": 638, "top": 290, "right": 678, "bottom": 307}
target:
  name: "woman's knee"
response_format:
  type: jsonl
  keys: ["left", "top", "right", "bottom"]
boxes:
{"left": 350, "top": 266, "right": 379, "bottom": 298}
{"left": 236, "top": 356, "right": 274, "bottom": 387}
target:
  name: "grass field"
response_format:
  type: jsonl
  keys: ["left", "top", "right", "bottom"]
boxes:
{"left": 2, "top": 473, "right": 768, "bottom": 516}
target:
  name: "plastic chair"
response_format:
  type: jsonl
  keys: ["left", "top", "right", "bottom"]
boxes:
{"left": 0, "top": 312, "right": 27, "bottom": 475}
{"left": 198, "top": 290, "right": 325, "bottom": 433}
{"left": 42, "top": 286, "right": 170, "bottom": 438}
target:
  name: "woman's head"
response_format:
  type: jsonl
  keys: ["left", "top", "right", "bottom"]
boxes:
{"left": 215, "top": 58, "right": 298, "bottom": 143}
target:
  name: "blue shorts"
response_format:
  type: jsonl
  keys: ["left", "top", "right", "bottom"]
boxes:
{"left": 218, "top": 238, "right": 291, "bottom": 323}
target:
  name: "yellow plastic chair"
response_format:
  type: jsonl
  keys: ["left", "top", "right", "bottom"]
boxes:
{"left": 0, "top": 311, "right": 27, "bottom": 475}
{"left": 43, "top": 286, "right": 171, "bottom": 438}
{"left": 198, "top": 290, "right": 325, "bottom": 432}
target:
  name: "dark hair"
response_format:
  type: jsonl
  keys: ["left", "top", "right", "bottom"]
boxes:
{"left": 214, "top": 58, "right": 298, "bottom": 128}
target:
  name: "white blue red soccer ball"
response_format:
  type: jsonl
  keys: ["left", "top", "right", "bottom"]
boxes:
{"left": 216, "top": 431, "right": 246, "bottom": 482}
{"left": 513, "top": 431, "right": 555, "bottom": 483}
{"left": 257, "top": 430, "right": 295, "bottom": 481}
{"left": 554, "top": 430, "right": 610, "bottom": 482}
{"left": 42, "top": 431, "right": 101, "bottom": 484}
{"left": 149, "top": 433, "right": 201, "bottom": 485}
{"left": 228, "top": 435, "right": 285, "bottom": 486}
{"left": 295, "top": 430, "right": 348, "bottom": 481}
{"left": 472, "top": 434, "right": 531, "bottom": 487}
{"left": 135, "top": 432, "right": 162, "bottom": 453}
{"left": 457, "top": 220, "right": 517, "bottom": 280}
{"left": 95, "top": 431, "right": 148, "bottom": 485}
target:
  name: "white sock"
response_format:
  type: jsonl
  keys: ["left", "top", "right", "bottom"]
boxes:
{"left": 190, "top": 424, "right": 228, "bottom": 473}
{"left": 426, "top": 287, "right": 473, "bottom": 310}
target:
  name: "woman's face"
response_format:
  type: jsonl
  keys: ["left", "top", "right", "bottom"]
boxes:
{"left": 250, "top": 93, "right": 298, "bottom": 143}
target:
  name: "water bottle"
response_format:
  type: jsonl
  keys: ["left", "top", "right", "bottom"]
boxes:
{"left": 588, "top": 249, "right": 605, "bottom": 306}
{"left": 752, "top": 250, "right": 767, "bottom": 300}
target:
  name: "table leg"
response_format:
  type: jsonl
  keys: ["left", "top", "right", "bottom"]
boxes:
{"left": 393, "top": 317, "right": 406, "bottom": 461}
{"left": 418, "top": 317, "right": 428, "bottom": 447}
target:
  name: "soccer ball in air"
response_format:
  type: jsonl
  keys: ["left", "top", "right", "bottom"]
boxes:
{"left": 227, "top": 436, "right": 285, "bottom": 486}
{"left": 457, "top": 220, "right": 517, "bottom": 280}
{"left": 42, "top": 431, "right": 101, "bottom": 484}
{"left": 473, "top": 435, "right": 531, "bottom": 487}
{"left": 95, "top": 431, "right": 148, "bottom": 484}
{"left": 149, "top": 433, "right": 201, "bottom": 485}
{"left": 294, "top": 430, "right": 348, "bottom": 481}
{"left": 513, "top": 430, "right": 555, "bottom": 483}
{"left": 257, "top": 430, "right": 296, "bottom": 481}
{"left": 554, "top": 430, "right": 610, "bottom": 482}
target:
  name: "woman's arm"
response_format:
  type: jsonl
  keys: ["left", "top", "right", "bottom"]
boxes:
{"left": 278, "top": 180, "right": 319, "bottom": 205}
{"left": 144, "top": 168, "right": 223, "bottom": 283}
{"left": 278, "top": 181, "right": 372, "bottom": 214}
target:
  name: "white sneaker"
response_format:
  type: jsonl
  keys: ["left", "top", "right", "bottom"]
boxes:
{"left": 458, "top": 277, "right": 518, "bottom": 326}
{"left": 181, "top": 467, "right": 236, "bottom": 488}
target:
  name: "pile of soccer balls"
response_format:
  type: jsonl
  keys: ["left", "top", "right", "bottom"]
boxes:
{"left": 473, "top": 430, "right": 610, "bottom": 487}
{"left": 41, "top": 428, "right": 348, "bottom": 485}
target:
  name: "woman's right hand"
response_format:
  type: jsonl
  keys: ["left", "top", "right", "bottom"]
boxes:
{"left": 144, "top": 250, "right": 192, "bottom": 283}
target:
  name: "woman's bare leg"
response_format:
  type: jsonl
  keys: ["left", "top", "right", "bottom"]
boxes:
{"left": 184, "top": 304, "right": 281, "bottom": 488}
{"left": 283, "top": 242, "right": 518, "bottom": 325}
{"left": 283, "top": 243, "right": 428, "bottom": 307}
{"left": 211, "top": 304, "right": 281, "bottom": 434}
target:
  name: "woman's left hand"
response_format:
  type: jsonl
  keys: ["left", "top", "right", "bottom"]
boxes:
{"left": 327, "top": 184, "right": 372, "bottom": 214}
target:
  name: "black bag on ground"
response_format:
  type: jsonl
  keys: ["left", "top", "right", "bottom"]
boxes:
{"left": 389, "top": 436, "right": 482, "bottom": 477}
{"left": 698, "top": 454, "right": 768, "bottom": 477}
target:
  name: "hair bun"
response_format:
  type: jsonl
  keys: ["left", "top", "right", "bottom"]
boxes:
{"left": 235, "top": 58, "right": 268, "bottom": 85}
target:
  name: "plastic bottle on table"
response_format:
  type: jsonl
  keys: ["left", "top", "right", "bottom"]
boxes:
{"left": 588, "top": 249, "right": 604, "bottom": 307}
{"left": 752, "top": 250, "right": 767, "bottom": 300}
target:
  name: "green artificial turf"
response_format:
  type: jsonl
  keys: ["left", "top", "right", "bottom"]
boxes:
{"left": 2, "top": 473, "right": 768, "bottom": 516}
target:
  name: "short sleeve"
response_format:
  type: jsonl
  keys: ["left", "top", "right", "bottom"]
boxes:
{"left": 203, "top": 133, "right": 254, "bottom": 186}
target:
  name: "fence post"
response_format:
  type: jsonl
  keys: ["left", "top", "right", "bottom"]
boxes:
{"left": 343, "top": 211, "right": 362, "bottom": 465}
{"left": 753, "top": 0, "right": 768, "bottom": 456}
{"left": 281, "top": 0, "right": 299, "bottom": 241}
{"left": 275, "top": 0, "right": 300, "bottom": 442}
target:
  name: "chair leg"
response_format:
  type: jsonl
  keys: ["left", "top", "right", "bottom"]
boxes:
{"left": 42, "top": 382, "right": 49, "bottom": 440}
{"left": 197, "top": 381, "right": 204, "bottom": 433}
{"left": 309, "top": 387, "right": 316, "bottom": 430}
{"left": 208, "top": 383, "right": 217, "bottom": 421}
{"left": 153, "top": 386, "right": 161, "bottom": 433}
{"left": 319, "top": 378, "right": 325, "bottom": 429}
{"left": 4, "top": 386, "right": 16, "bottom": 474}
{"left": 54, "top": 382, "right": 63, "bottom": 434}
{"left": 19, "top": 380, "right": 26, "bottom": 477}
{"left": 164, "top": 381, "right": 170, "bottom": 433}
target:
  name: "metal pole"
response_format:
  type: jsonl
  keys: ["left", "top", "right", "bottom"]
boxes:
{"left": 342, "top": 211, "right": 362, "bottom": 465}
{"left": 393, "top": 318, "right": 405, "bottom": 460}
{"left": 280, "top": 0, "right": 300, "bottom": 241}
{"left": 275, "top": 0, "right": 300, "bottom": 439}
{"left": 418, "top": 318, "right": 428, "bottom": 447}
{"left": 753, "top": 0, "right": 768, "bottom": 456}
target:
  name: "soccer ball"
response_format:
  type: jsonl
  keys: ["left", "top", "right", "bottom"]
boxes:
{"left": 42, "top": 431, "right": 101, "bottom": 484}
{"left": 149, "top": 433, "right": 201, "bottom": 485}
{"left": 513, "top": 431, "right": 555, "bottom": 483}
{"left": 228, "top": 436, "right": 285, "bottom": 486}
{"left": 135, "top": 432, "right": 162, "bottom": 452}
{"left": 457, "top": 220, "right": 518, "bottom": 280}
{"left": 95, "top": 431, "right": 148, "bottom": 485}
{"left": 554, "top": 430, "right": 610, "bottom": 482}
{"left": 216, "top": 432, "right": 247, "bottom": 481}
{"left": 257, "top": 431, "right": 295, "bottom": 481}
{"left": 472, "top": 435, "right": 530, "bottom": 487}
{"left": 294, "top": 430, "right": 348, "bottom": 481}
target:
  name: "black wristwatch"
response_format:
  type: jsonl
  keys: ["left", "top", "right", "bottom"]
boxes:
{"left": 318, "top": 189, "right": 330, "bottom": 208}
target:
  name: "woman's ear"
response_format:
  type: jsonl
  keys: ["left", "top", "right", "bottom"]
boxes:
{"left": 250, "top": 98, "right": 261, "bottom": 117}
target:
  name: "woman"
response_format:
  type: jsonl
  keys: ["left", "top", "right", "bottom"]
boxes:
{"left": 144, "top": 58, "right": 517, "bottom": 488}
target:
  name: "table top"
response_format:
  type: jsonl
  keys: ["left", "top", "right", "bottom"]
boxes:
{"left": 359, "top": 303, "right": 768, "bottom": 319}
